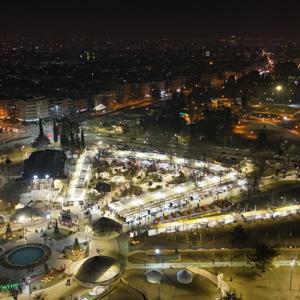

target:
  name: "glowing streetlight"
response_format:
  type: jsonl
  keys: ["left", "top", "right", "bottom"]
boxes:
{"left": 276, "top": 85, "right": 283, "bottom": 101}
{"left": 155, "top": 248, "right": 160, "bottom": 255}
{"left": 290, "top": 258, "right": 297, "bottom": 291}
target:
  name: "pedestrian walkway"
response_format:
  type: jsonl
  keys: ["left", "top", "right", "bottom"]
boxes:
{"left": 65, "top": 148, "right": 95, "bottom": 206}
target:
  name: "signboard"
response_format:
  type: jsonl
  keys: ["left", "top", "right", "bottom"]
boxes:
{"left": 0, "top": 283, "right": 20, "bottom": 291}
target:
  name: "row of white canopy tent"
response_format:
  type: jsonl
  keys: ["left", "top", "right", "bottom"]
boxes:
{"left": 108, "top": 150, "right": 237, "bottom": 216}
{"left": 147, "top": 204, "right": 300, "bottom": 236}
{"left": 109, "top": 171, "right": 238, "bottom": 217}
{"left": 111, "top": 150, "right": 228, "bottom": 172}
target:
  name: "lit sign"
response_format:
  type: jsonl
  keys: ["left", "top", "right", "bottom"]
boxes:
{"left": 0, "top": 283, "right": 20, "bottom": 291}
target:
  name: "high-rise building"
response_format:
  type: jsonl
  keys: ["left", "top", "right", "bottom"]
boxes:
{"left": 15, "top": 97, "right": 49, "bottom": 122}
{"left": 48, "top": 98, "right": 73, "bottom": 118}
{"left": 0, "top": 99, "right": 12, "bottom": 118}
{"left": 131, "top": 82, "right": 151, "bottom": 99}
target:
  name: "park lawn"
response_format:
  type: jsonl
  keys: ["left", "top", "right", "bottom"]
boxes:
{"left": 113, "top": 269, "right": 220, "bottom": 300}
{"left": 134, "top": 213, "right": 300, "bottom": 252}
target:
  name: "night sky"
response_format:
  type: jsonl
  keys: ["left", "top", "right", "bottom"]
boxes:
{"left": 1, "top": 0, "right": 300, "bottom": 40}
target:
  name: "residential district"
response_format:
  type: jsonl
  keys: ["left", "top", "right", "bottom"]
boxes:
{"left": 0, "top": 36, "right": 300, "bottom": 300}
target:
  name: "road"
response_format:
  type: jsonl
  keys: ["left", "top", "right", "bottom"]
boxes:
{"left": 127, "top": 260, "right": 297, "bottom": 269}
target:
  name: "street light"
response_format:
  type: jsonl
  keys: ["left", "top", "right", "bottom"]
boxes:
{"left": 276, "top": 85, "right": 282, "bottom": 101}
{"left": 20, "top": 145, "right": 25, "bottom": 160}
{"left": 289, "top": 258, "right": 297, "bottom": 291}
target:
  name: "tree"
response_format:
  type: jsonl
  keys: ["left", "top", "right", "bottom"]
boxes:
{"left": 5, "top": 157, "right": 12, "bottom": 181}
{"left": 69, "top": 133, "right": 75, "bottom": 154}
{"left": 60, "top": 121, "right": 69, "bottom": 150}
{"left": 231, "top": 225, "right": 250, "bottom": 248}
{"left": 275, "top": 61, "right": 298, "bottom": 77}
{"left": 247, "top": 243, "right": 279, "bottom": 277}
{"left": 223, "top": 290, "right": 242, "bottom": 300}
{"left": 256, "top": 130, "right": 268, "bottom": 150}
{"left": 60, "top": 118, "right": 82, "bottom": 152}
{"left": 38, "top": 118, "right": 44, "bottom": 136}
{"left": 44, "top": 262, "right": 49, "bottom": 274}
{"left": 73, "top": 237, "right": 80, "bottom": 252}
{"left": 54, "top": 220, "right": 59, "bottom": 234}
{"left": 241, "top": 90, "right": 249, "bottom": 111}
{"left": 32, "top": 118, "right": 50, "bottom": 149}
{"left": 80, "top": 127, "right": 85, "bottom": 148}
{"left": 10, "top": 288, "right": 21, "bottom": 300}
{"left": 5, "top": 223, "right": 12, "bottom": 238}
{"left": 53, "top": 119, "right": 59, "bottom": 143}
{"left": 244, "top": 152, "right": 268, "bottom": 201}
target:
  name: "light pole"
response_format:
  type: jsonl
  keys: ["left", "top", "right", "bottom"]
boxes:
{"left": 290, "top": 258, "right": 297, "bottom": 291}
{"left": 20, "top": 145, "right": 25, "bottom": 160}
{"left": 158, "top": 282, "right": 161, "bottom": 300}
{"left": 55, "top": 105, "right": 59, "bottom": 119}
{"left": 276, "top": 85, "right": 282, "bottom": 101}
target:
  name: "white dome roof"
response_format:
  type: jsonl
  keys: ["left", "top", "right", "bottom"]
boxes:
{"left": 146, "top": 270, "right": 163, "bottom": 284}
{"left": 75, "top": 256, "right": 120, "bottom": 287}
{"left": 177, "top": 269, "right": 193, "bottom": 284}
{"left": 88, "top": 217, "right": 122, "bottom": 238}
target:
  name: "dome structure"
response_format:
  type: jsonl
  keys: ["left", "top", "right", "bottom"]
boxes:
{"left": 146, "top": 270, "right": 163, "bottom": 284}
{"left": 88, "top": 217, "right": 122, "bottom": 239}
{"left": 11, "top": 206, "right": 44, "bottom": 222}
{"left": 75, "top": 256, "right": 120, "bottom": 287}
{"left": 177, "top": 269, "right": 193, "bottom": 284}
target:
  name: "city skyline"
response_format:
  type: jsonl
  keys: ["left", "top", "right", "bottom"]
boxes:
{"left": 1, "top": 2, "right": 300, "bottom": 300}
